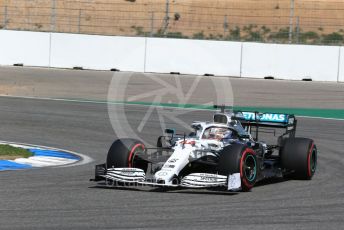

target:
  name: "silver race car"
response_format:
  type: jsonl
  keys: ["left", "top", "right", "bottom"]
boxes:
{"left": 91, "top": 105, "right": 317, "bottom": 192}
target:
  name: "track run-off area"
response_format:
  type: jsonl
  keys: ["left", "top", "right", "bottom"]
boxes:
{"left": 0, "top": 66, "right": 343, "bottom": 229}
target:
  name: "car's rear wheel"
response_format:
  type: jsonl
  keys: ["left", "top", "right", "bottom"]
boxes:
{"left": 218, "top": 144, "right": 258, "bottom": 191}
{"left": 280, "top": 137, "right": 317, "bottom": 180}
{"left": 106, "top": 138, "right": 147, "bottom": 171}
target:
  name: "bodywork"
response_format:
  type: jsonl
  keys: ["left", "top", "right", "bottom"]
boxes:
{"left": 92, "top": 106, "right": 297, "bottom": 191}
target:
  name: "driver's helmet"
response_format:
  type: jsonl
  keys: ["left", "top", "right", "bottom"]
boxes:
{"left": 202, "top": 127, "right": 232, "bottom": 140}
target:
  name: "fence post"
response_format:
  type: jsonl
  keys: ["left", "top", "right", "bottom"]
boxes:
{"left": 288, "top": 0, "right": 294, "bottom": 43}
{"left": 3, "top": 5, "right": 7, "bottom": 29}
{"left": 223, "top": 15, "right": 228, "bottom": 37}
{"left": 78, "top": 9, "right": 81, "bottom": 33}
{"left": 162, "top": 0, "right": 170, "bottom": 36}
{"left": 296, "top": 16, "right": 300, "bottom": 43}
{"left": 150, "top": 11, "right": 154, "bottom": 37}
{"left": 50, "top": 0, "right": 56, "bottom": 31}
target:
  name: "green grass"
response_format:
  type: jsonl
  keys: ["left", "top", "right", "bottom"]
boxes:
{"left": 0, "top": 145, "right": 33, "bottom": 160}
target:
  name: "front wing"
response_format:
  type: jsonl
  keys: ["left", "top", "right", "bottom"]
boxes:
{"left": 91, "top": 164, "right": 241, "bottom": 191}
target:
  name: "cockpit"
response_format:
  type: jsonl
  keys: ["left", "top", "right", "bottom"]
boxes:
{"left": 189, "top": 112, "right": 250, "bottom": 141}
{"left": 201, "top": 127, "right": 232, "bottom": 140}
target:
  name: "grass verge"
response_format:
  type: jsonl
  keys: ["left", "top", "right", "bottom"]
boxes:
{"left": 0, "top": 144, "right": 33, "bottom": 160}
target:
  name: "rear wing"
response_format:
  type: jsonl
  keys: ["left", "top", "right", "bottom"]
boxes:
{"left": 212, "top": 106, "right": 297, "bottom": 140}
{"left": 233, "top": 111, "right": 297, "bottom": 140}
{"left": 239, "top": 111, "right": 296, "bottom": 127}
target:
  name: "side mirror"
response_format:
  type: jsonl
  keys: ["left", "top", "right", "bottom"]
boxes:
{"left": 165, "top": 128, "right": 175, "bottom": 135}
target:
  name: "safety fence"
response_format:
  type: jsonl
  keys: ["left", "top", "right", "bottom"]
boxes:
{"left": 0, "top": 0, "right": 344, "bottom": 45}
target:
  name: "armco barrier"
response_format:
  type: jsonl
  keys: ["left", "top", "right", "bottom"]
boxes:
{"left": 145, "top": 38, "right": 242, "bottom": 76}
{"left": 241, "top": 42, "right": 340, "bottom": 81}
{"left": 50, "top": 33, "right": 146, "bottom": 72}
{"left": 0, "top": 30, "right": 50, "bottom": 67}
{"left": 339, "top": 47, "right": 344, "bottom": 82}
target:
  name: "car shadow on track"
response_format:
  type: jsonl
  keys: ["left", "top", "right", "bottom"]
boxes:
{"left": 162, "top": 189, "right": 240, "bottom": 196}
{"left": 89, "top": 183, "right": 239, "bottom": 196}
{"left": 90, "top": 177, "right": 292, "bottom": 195}
{"left": 89, "top": 184, "right": 145, "bottom": 192}
{"left": 254, "top": 177, "right": 290, "bottom": 188}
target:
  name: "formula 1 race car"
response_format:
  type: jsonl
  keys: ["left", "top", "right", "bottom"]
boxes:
{"left": 91, "top": 105, "right": 317, "bottom": 192}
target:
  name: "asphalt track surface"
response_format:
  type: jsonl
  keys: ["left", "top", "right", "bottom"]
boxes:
{"left": 0, "top": 67, "right": 343, "bottom": 229}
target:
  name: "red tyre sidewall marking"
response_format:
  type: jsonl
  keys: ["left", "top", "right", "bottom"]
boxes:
{"left": 307, "top": 143, "right": 315, "bottom": 177}
{"left": 240, "top": 148, "right": 256, "bottom": 189}
{"left": 128, "top": 143, "right": 145, "bottom": 168}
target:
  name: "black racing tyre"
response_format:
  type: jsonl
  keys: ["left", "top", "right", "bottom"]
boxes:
{"left": 280, "top": 138, "right": 317, "bottom": 180}
{"left": 106, "top": 138, "right": 146, "bottom": 170}
{"left": 218, "top": 144, "right": 258, "bottom": 191}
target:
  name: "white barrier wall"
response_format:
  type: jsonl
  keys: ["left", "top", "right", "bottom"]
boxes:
{"left": 50, "top": 33, "right": 146, "bottom": 72}
{"left": 0, "top": 30, "right": 50, "bottom": 66}
{"left": 339, "top": 47, "right": 344, "bottom": 82}
{"left": 0, "top": 30, "right": 342, "bottom": 82}
{"left": 145, "top": 38, "right": 242, "bottom": 76}
{"left": 241, "top": 42, "right": 340, "bottom": 81}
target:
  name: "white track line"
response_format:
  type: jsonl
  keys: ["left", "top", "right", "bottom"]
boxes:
{"left": 1, "top": 94, "right": 343, "bottom": 121}
{"left": 298, "top": 115, "right": 344, "bottom": 121}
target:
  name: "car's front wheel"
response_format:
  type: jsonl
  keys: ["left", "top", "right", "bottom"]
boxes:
{"left": 218, "top": 144, "right": 258, "bottom": 191}
{"left": 106, "top": 138, "right": 147, "bottom": 171}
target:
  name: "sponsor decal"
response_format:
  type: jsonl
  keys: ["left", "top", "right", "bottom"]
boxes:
{"left": 200, "top": 176, "right": 217, "bottom": 182}
{"left": 168, "top": 158, "right": 178, "bottom": 163}
{"left": 228, "top": 173, "right": 241, "bottom": 191}
{"left": 120, "top": 171, "right": 136, "bottom": 175}
{"left": 157, "top": 171, "right": 168, "bottom": 176}
{"left": 163, "top": 164, "right": 175, "bottom": 169}
{"left": 243, "top": 112, "right": 287, "bottom": 123}
{"left": 113, "top": 168, "right": 144, "bottom": 176}
{"left": 120, "top": 168, "right": 139, "bottom": 172}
